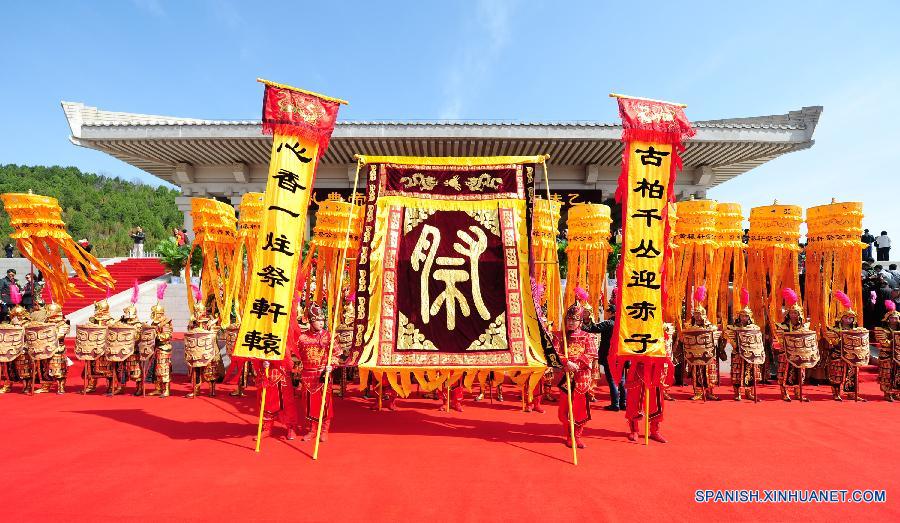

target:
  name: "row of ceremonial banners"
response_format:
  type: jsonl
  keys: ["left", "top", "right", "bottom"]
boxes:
{"left": 228, "top": 80, "right": 692, "bottom": 392}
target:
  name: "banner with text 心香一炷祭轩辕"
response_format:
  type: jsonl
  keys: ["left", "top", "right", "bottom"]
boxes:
{"left": 232, "top": 80, "right": 346, "bottom": 361}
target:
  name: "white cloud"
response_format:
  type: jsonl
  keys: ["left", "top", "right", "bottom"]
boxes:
{"left": 439, "top": 0, "right": 515, "bottom": 119}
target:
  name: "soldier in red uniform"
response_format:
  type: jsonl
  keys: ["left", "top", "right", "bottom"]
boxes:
{"left": 296, "top": 303, "right": 340, "bottom": 442}
{"left": 557, "top": 300, "right": 597, "bottom": 449}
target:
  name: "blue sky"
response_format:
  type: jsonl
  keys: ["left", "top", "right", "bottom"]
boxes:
{"left": 1, "top": 1, "right": 898, "bottom": 235}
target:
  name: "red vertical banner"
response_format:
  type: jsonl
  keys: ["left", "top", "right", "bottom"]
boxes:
{"left": 611, "top": 96, "right": 694, "bottom": 380}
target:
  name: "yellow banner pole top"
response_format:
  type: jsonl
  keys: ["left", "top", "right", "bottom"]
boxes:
{"left": 609, "top": 93, "right": 687, "bottom": 108}
{"left": 256, "top": 78, "right": 349, "bottom": 106}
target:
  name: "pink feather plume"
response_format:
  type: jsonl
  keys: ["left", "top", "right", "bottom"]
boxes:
{"left": 781, "top": 287, "right": 798, "bottom": 306}
{"left": 740, "top": 287, "right": 750, "bottom": 307}
{"left": 833, "top": 290, "right": 852, "bottom": 309}
{"left": 131, "top": 280, "right": 140, "bottom": 305}
{"left": 533, "top": 283, "right": 545, "bottom": 301}
{"left": 9, "top": 285, "right": 22, "bottom": 306}
{"left": 190, "top": 283, "right": 202, "bottom": 302}
{"left": 693, "top": 285, "right": 707, "bottom": 304}
{"left": 886, "top": 300, "right": 897, "bottom": 313}
{"left": 105, "top": 286, "right": 111, "bottom": 299}
{"left": 347, "top": 292, "right": 356, "bottom": 303}
{"left": 574, "top": 286, "right": 590, "bottom": 302}
{"left": 156, "top": 282, "right": 167, "bottom": 301}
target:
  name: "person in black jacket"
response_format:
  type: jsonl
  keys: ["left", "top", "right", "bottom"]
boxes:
{"left": 582, "top": 303, "right": 629, "bottom": 411}
{"left": 0, "top": 269, "right": 19, "bottom": 322}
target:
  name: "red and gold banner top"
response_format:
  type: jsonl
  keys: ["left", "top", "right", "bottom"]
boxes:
{"left": 673, "top": 199, "right": 717, "bottom": 246}
{"left": 617, "top": 96, "right": 695, "bottom": 147}
{"left": 0, "top": 192, "right": 114, "bottom": 305}
{"left": 748, "top": 204, "right": 803, "bottom": 251}
{"left": 714, "top": 202, "right": 745, "bottom": 247}
{"left": 806, "top": 201, "right": 864, "bottom": 246}
{"left": 260, "top": 78, "right": 347, "bottom": 157}
{"left": 611, "top": 96, "right": 693, "bottom": 383}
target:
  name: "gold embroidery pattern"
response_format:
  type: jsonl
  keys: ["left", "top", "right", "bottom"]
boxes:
{"left": 467, "top": 313, "right": 508, "bottom": 351}
{"left": 466, "top": 173, "right": 502, "bottom": 192}
{"left": 444, "top": 175, "right": 462, "bottom": 191}
{"left": 399, "top": 173, "right": 438, "bottom": 191}
{"left": 398, "top": 312, "right": 438, "bottom": 351}
{"left": 404, "top": 208, "right": 437, "bottom": 234}
{"left": 465, "top": 209, "right": 500, "bottom": 237}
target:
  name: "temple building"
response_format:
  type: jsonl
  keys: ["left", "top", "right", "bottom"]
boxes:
{"left": 61, "top": 102, "right": 821, "bottom": 230}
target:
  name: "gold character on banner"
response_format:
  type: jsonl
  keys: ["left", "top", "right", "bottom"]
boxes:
{"left": 411, "top": 224, "right": 490, "bottom": 330}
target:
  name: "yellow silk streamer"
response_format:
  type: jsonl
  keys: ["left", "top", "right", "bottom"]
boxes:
{"left": 233, "top": 192, "right": 265, "bottom": 312}
{"left": 804, "top": 200, "right": 864, "bottom": 333}
{"left": 746, "top": 203, "right": 802, "bottom": 335}
{"left": 233, "top": 136, "right": 319, "bottom": 360}
{"left": 710, "top": 202, "right": 746, "bottom": 326}
{"left": 533, "top": 196, "right": 563, "bottom": 327}
{"left": 0, "top": 192, "right": 114, "bottom": 304}
{"left": 300, "top": 193, "right": 364, "bottom": 329}
{"left": 617, "top": 141, "right": 672, "bottom": 358}
{"left": 564, "top": 203, "right": 612, "bottom": 319}
{"left": 187, "top": 198, "right": 238, "bottom": 324}
{"left": 670, "top": 198, "right": 718, "bottom": 329}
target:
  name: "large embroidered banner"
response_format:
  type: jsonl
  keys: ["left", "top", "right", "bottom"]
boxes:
{"left": 350, "top": 157, "right": 553, "bottom": 394}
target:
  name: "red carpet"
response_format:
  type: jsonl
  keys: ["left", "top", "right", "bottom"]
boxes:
{"left": 2, "top": 361, "right": 898, "bottom": 521}
{"left": 57, "top": 258, "right": 167, "bottom": 315}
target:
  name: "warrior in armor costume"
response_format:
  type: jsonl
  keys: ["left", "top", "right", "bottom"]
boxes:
{"left": 774, "top": 293, "right": 812, "bottom": 402}
{"left": 557, "top": 301, "right": 598, "bottom": 449}
{"left": 296, "top": 303, "right": 340, "bottom": 442}
{"left": 683, "top": 300, "right": 721, "bottom": 401}
{"left": 117, "top": 304, "right": 145, "bottom": 395}
{"left": 724, "top": 291, "right": 763, "bottom": 401}
{"left": 0, "top": 298, "right": 30, "bottom": 394}
{"left": 34, "top": 303, "right": 69, "bottom": 394}
{"left": 875, "top": 301, "right": 900, "bottom": 402}
{"left": 824, "top": 292, "right": 866, "bottom": 402}
{"left": 185, "top": 299, "right": 221, "bottom": 398}
{"left": 85, "top": 300, "right": 115, "bottom": 394}
{"left": 625, "top": 359, "right": 668, "bottom": 444}
{"left": 146, "top": 300, "right": 174, "bottom": 397}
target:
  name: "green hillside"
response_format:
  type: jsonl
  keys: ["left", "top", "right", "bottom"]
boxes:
{"left": 0, "top": 164, "right": 182, "bottom": 257}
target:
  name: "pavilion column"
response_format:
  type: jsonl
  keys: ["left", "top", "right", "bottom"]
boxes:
{"left": 175, "top": 196, "right": 193, "bottom": 234}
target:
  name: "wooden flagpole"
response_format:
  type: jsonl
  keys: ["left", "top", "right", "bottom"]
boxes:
{"left": 312, "top": 159, "right": 362, "bottom": 460}
{"left": 541, "top": 160, "right": 578, "bottom": 465}
{"left": 254, "top": 362, "right": 269, "bottom": 453}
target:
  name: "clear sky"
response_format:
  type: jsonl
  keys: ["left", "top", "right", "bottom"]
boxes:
{"left": 1, "top": 1, "right": 897, "bottom": 236}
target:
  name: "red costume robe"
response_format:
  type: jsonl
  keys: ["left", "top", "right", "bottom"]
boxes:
{"left": 296, "top": 328, "right": 339, "bottom": 436}
{"left": 556, "top": 329, "right": 597, "bottom": 438}
{"left": 625, "top": 361, "right": 665, "bottom": 434}
{"left": 253, "top": 358, "right": 297, "bottom": 433}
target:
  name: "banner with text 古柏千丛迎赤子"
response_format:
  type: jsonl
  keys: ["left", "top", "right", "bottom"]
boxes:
{"left": 612, "top": 97, "right": 694, "bottom": 375}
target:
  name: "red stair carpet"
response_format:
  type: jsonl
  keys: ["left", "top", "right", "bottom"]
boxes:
{"left": 2, "top": 362, "right": 898, "bottom": 521}
{"left": 51, "top": 258, "right": 167, "bottom": 315}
